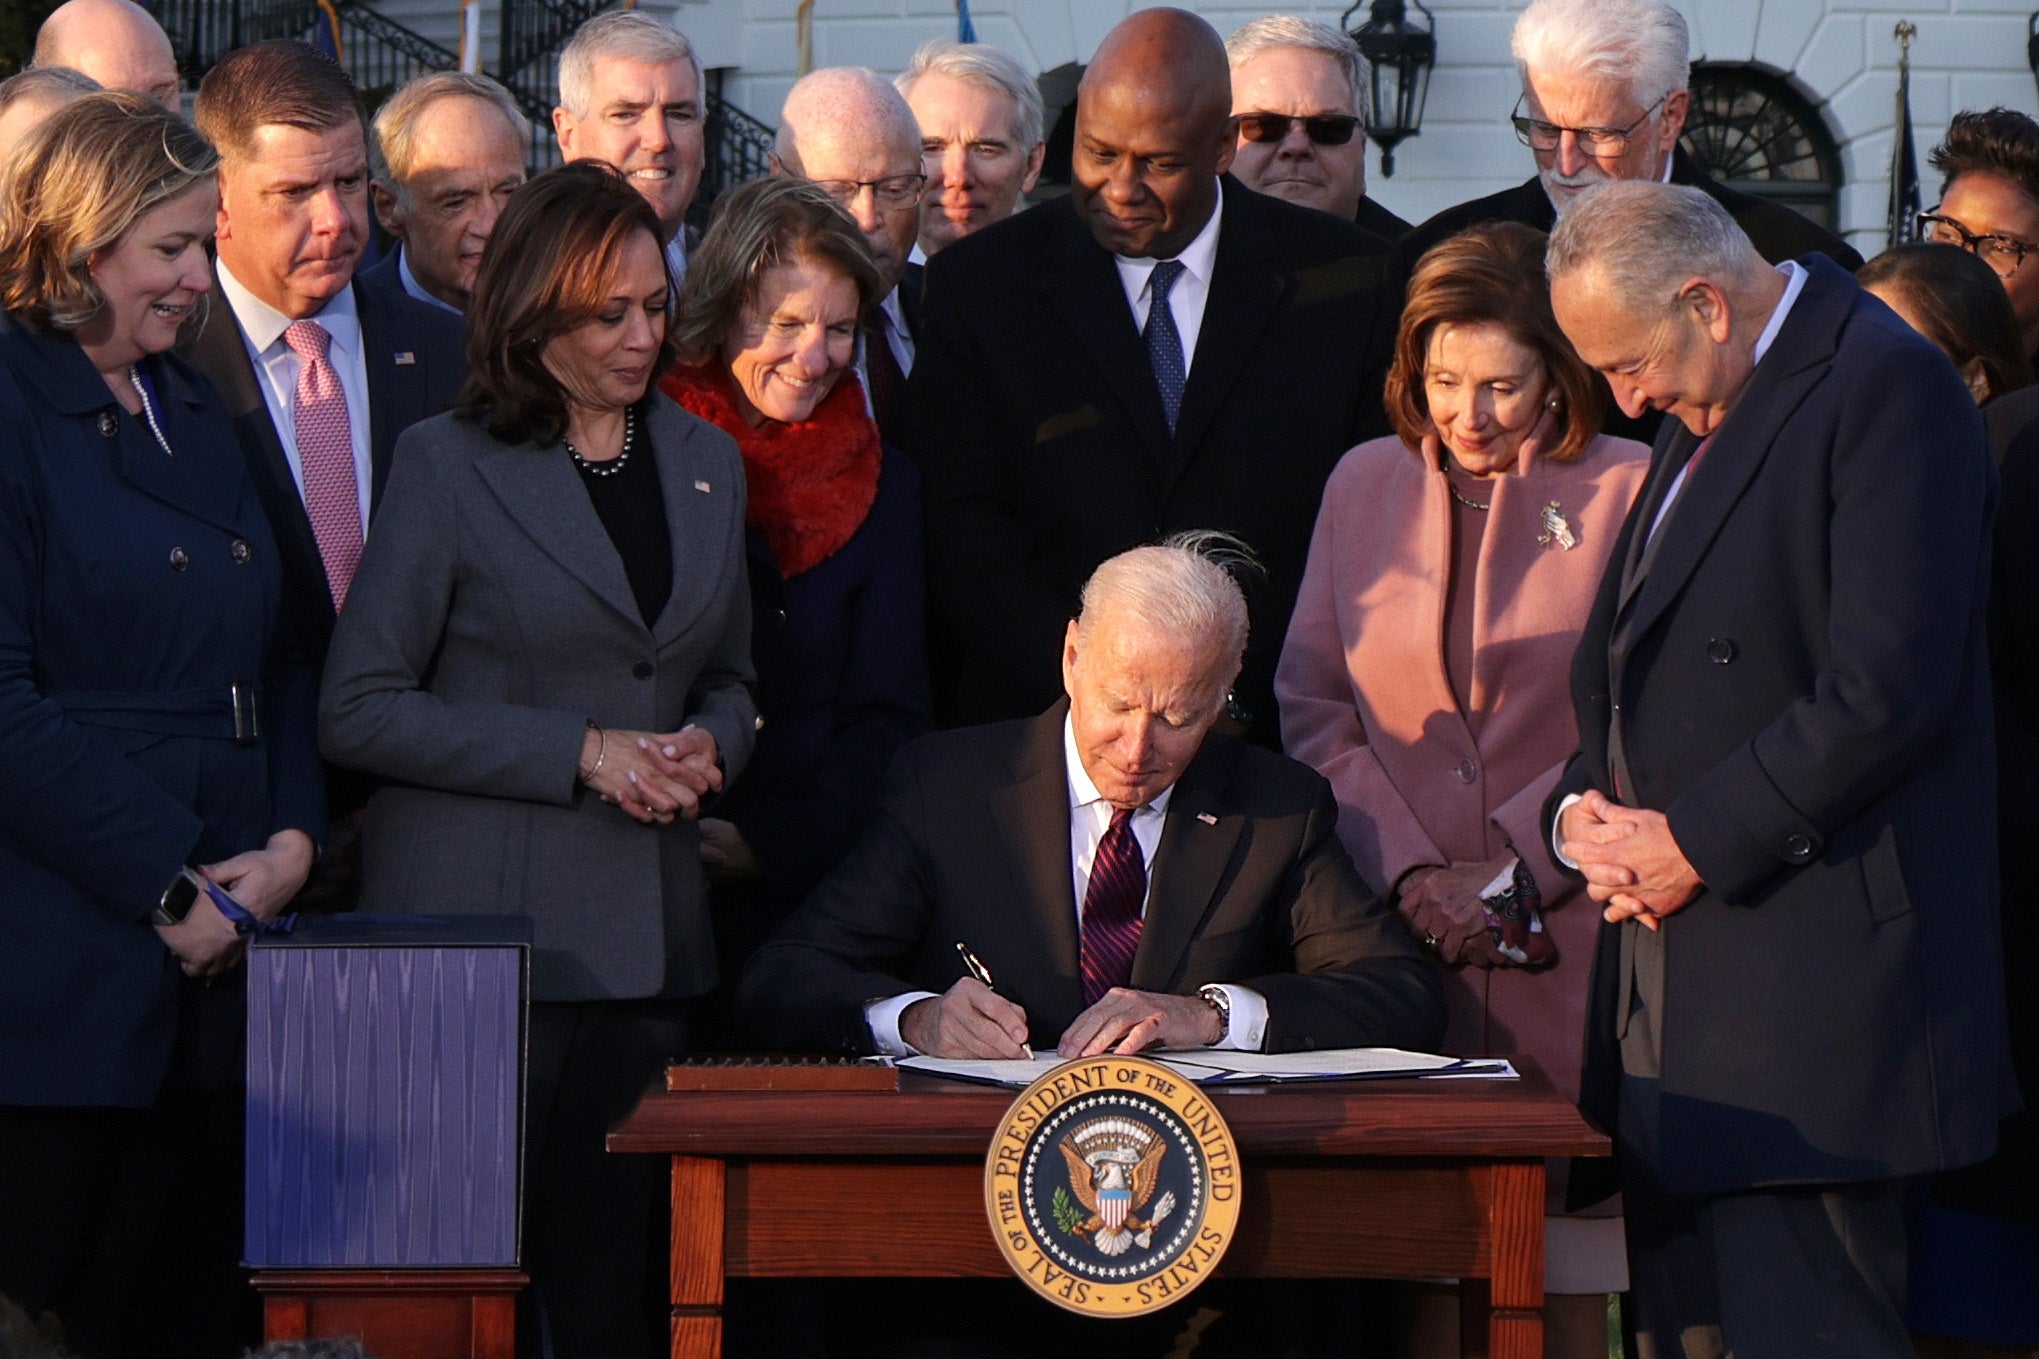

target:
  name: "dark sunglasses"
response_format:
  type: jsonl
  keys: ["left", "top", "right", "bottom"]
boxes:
{"left": 1237, "top": 113, "right": 1362, "bottom": 147}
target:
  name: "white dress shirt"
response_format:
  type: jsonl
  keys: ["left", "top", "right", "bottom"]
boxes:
{"left": 1551, "top": 258, "right": 1810, "bottom": 867}
{"left": 395, "top": 246, "right": 461, "bottom": 316}
{"left": 1113, "top": 182, "right": 1223, "bottom": 378}
{"left": 217, "top": 261, "right": 374, "bottom": 534}
{"left": 866, "top": 717, "right": 1269, "bottom": 1055}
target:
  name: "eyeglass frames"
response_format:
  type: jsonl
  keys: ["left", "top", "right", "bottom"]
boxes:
{"left": 1918, "top": 210, "right": 2034, "bottom": 279}
{"left": 1236, "top": 113, "right": 1363, "bottom": 147}
{"left": 1510, "top": 93, "right": 1668, "bottom": 155}
{"left": 812, "top": 173, "right": 928, "bottom": 210}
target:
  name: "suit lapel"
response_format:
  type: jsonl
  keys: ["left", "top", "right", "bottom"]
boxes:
{"left": 1167, "top": 179, "right": 1287, "bottom": 485}
{"left": 989, "top": 705, "right": 1084, "bottom": 1018}
{"left": 1040, "top": 202, "right": 1174, "bottom": 465}
{"left": 475, "top": 440, "right": 645, "bottom": 633}
{"left": 647, "top": 401, "right": 734, "bottom": 647}
{"left": 1133, "top": 743, "right": 1244, "bottom": 993}
{"left": 117, "top": 359, "right": 244, "bottom": 532}
{"left": 355, "top": 280, "right": 426, "bottom": 514}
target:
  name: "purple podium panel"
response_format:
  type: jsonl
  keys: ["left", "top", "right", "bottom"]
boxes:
{"left": 246, "top": 915, "right": 530, "bottom": 1268}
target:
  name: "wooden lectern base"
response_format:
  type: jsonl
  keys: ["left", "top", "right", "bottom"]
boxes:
{"left": 253, "top": 1268, "right": 525, "bottom": 1359}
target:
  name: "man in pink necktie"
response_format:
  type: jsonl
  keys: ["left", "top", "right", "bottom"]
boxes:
{"left": 739, "top": 532, "right": 1444, "bottom": 1062}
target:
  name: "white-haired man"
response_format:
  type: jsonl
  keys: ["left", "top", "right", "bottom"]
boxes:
{"left": 1403, "top": 0, "right": 1857, "bottom": 269}
{"left": 0, "top": 66, "right": 96, "bottom": 161}
{"left": 361, "top": 72, "right": 528, "bottom": 315}
{"left": 1226, "top": 15, "right": 1408, "bottom": 240}
{"left": 1544, "top": 181, "right": 2006, "bottom": 1355}
{"left": 896, "top": 38, "right": 1045, "bottom": 259}
{"left": 554, "top": 11, "right": 703, "bottom": 280}
{"left": 775, "top": 66, "right": 926, "bottom": 440}
{"left": 741, "top": 532, "right": 1444, "bottom": 1060}
{"left": 31, "top": 0, "right": 177, "bottom": 111}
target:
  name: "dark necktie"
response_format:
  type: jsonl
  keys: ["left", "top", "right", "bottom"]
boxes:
{"left": 1080, "top": 807, "right": 1146, "bottom": 1005}
{"left": 1144, "top": 260, "right": 1188, "bottom": 434}
{"left": 862, "top": 317, "right": 907, "bottom": 445}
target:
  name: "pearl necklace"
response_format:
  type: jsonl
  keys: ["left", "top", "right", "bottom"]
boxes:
{"left": 566, "top": 407, "right": 637, "bottom": 478}
{"left": 128, "top": 364, "right": 173, "bottom": 457}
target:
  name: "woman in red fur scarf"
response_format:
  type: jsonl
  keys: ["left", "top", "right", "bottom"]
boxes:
{"left": 662, "top": 178, "right": 932, "bottom": 1038}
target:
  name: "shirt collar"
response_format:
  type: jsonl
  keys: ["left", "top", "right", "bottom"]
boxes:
{"left": 397, "top": 247, "right": 462, "bottom": 316}
{"left": 1750, "top": 259, "right": 1809, "bottom": 369}
{"left": 1062, "top": 714, "right": 1175, "bottom": 818}
{"left": 1115, "top": 179, "right": 1224, "bottom": 293}
{"left": 877, "top": 284, "right": 909, "bottom": 339}
{"left": 217, "top": 259, "right": 361, "bottom": 357}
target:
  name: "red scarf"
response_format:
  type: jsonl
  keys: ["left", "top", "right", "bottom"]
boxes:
{"left": 662, "top": 363, "right": 882, "bottom": 578}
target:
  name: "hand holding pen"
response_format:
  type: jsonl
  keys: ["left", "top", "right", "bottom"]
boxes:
{"left": 896, "top": 942, "right": 1035, "bottom": 1059}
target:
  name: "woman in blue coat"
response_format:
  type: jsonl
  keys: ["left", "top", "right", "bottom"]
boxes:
{"left": 0, "top": 95, "right": 323, "bottom": 1358}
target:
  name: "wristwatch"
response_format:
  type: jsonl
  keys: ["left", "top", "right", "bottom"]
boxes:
{"left": 1197, "top": 984, "right": 1232, "bottom": 1043}
{"left": 152, "top": 867, "right": 201, "bottom": 927}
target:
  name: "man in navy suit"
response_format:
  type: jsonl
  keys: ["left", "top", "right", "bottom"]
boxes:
{"left": 1545, "top": 181, "right": 2011, "bottom": 1355}
{"left": 905, "top": 7, "right": 1399, "bottom": 748}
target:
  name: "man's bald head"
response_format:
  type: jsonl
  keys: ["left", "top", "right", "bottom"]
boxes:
{"left": 775, "top": 67, "right": 924, "bottom": 292}
{"left": 33, "top": 0, "right": 179, "bottom": 113}
{"left": 1071, "top": 8, "right": 1235, "bottom": 259}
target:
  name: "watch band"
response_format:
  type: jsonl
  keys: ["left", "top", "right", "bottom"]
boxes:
{"left": 1197, "top": 983, "right": 1231, "bottom": 1041}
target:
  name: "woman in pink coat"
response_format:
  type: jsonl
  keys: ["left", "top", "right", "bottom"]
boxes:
{"left": 1275, "top": 223, "right": 1648, "bottom": 1355}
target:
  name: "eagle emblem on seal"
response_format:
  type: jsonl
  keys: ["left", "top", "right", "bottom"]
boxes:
{"left": 1055, "top": 1117, "right": 1178, "bottom": 1257}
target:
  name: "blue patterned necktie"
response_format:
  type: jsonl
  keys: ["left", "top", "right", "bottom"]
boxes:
{"left": 1144, "top": 259, "right": 1188, "bottom": 434}
{"left": 1081, "top": 807, "right": 1146, "bottom": 1005}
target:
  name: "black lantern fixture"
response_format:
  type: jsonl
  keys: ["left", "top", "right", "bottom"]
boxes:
{"left": 1345, "top": 0, "right": 1437, "bottom": 177}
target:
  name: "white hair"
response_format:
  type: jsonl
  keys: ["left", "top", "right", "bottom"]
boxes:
{"left": 1546, "top": 181, "right": 1764, "bottom": 314}
{"left": 1077, "top": 530, "right": 1256, "bottom": 679}
{"left": 1511, "top": 0, "right": 1690, "bottom": 110}
{"left": 1225, "top": 15, "right": 1367, "bottom": 123}
{"left": 372, "top": 72, "right": 528, "bottom": 203}
{"left": 895, "top": 39, "right": 1045, "bottom": 151}
{"left": 557, "top": 12, "right": 697, "bottom": 119}
{"left": 776, "top": 66, "right": 921, "bottom": 173}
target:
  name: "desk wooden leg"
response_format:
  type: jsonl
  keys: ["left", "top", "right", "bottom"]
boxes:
{"left": 1462, "top": 1161, "right": 1545, "bottom": 1359}
{"left": 670, "top": 1155, "right": 726, "bottom": 1359}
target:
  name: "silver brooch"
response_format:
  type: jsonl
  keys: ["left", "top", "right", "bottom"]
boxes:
{"left": 1538, "top": 501, "right": 1577, "bottom": 550}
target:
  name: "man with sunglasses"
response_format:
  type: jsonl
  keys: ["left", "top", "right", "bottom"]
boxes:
{"left": 774, "top": 67, "right": 928, "bottom": 441}
{"left": 1402, "top": 0, "right": 1858, "bottom": 275}
{"left": 1225, "top": 15, "right": 1408, "bottom": 241}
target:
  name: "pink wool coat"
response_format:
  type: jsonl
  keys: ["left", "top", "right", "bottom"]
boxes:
{"left": 1276, "top": 432, "right": 1649, "bottom": 1101}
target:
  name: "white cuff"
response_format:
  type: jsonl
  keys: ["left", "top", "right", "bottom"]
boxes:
{"left": 1209, "top": 985, "right": 1268, "bottom": 1051}
{"left": 864, "top": 990, "right": 941, "bottom": 1057}
{"left": 1552, "top": 793, "right": 1584, "bottom": 871}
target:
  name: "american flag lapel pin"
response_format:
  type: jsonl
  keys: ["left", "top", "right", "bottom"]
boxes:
{"left": 694, "top": 480, "right": 712, "bottom": 493}
{"left": 1196, "top": 812, "right": 1218, "bottom": 826}
{"left": 394, "top": 351, "right": 415, "bottom": 366}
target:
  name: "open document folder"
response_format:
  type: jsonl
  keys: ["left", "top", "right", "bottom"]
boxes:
{"left": 893, "top": 1047, "right": 1517, "bottom": 1089}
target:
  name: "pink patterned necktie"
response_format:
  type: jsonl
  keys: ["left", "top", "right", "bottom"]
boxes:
{"left": 1080, "top": 807, "right": 1147, "bottom": 1005}
{"left": 283, "top": 319, "right": 362, "bottom": 609}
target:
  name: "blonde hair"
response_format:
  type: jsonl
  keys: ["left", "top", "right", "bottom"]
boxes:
{"left": 0, "top": 90, "right": 217, "bottom": 330}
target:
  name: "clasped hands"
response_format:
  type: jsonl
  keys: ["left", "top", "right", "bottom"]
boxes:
{"left": 580, "top": 724, "right": 721, "bottom": 824}
{"left": 154, "top": 828, "right": 317, "bottom": 979}
{"left": 1559, "top": 789, "right": 1702, "bottom": 930}
{"left": 899, "top": 977, "right": 1223, "bottom": 1060}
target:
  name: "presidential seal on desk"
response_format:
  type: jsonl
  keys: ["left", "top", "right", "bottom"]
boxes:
{"left": 983, "top": 1057, "right": 1240, "bottom": 1317}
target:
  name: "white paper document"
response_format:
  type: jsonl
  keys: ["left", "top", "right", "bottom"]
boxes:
{"left": 895, "top": 1047, "right": 1517, "bottom": 1089}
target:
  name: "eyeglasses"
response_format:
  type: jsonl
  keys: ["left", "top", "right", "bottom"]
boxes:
{"left": 1918, "top": 210, "right": 2034, "bottom": 279}
{"left": 812, "top": 173, "right": 928, "bottom": 210}
{"left": 1510, "top": 93, "right": 1667, "bottom": 155}
{"left": 1237, "top": 113, "right": 1362, "bottom": 147}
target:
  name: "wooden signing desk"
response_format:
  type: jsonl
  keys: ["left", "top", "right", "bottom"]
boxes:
{"left": 610, "top": 1058, "right": 1608, "bottom": 1359}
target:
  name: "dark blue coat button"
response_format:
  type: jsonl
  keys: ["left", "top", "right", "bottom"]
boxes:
{"left": 168, "top": 547, "right": 189, "bottom": 571}
{"left": 1707, "top": 637, "right": 1736, "bottom": 663}
{"left": 1785, "top": 833, "right": 1813, "bottom": 859}
{"left": 631, "top": 661, "right": 654, "bottom": 680}
{"left": 230, "top": 539, "right": 251, "bottom": 564}
{"left": 98, "top": 411, "right": 118, "bottom": 437}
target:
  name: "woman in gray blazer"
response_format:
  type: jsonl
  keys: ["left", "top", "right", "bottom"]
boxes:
{"left": 319, "top": 163, "right": 756, "bottom": 1359}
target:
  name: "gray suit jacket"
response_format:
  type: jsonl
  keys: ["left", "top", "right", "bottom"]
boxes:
{"left": 319, "top": 395, "right": 757, "bottom": 1002}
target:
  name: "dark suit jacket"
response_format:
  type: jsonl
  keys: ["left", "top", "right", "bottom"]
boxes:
{"left": 1543, "top": 257, "right": 2008, "bottom": 1195}
{"left": 185, "top": 275, "right": 467, "bottom": 668}
{"left": 738, "top": 702, "right": 1446, "bottom": 1056}
{"left": 1355, "top": 194, "right": 1411, "bottom": 241}
{"left": 1403, "top": 149, "right": 1864, "bottom": 445}
{"left": 0, "top": 316, "right": 324, "bottom": 1105}
{"left": 906, "top": 176, "right": 1401, "bottom": 745}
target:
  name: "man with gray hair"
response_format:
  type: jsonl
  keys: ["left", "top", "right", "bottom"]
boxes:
{"left": 896, "top": 38, "right": 1045, "bottom": 258}
{"left": 1542, "top": 180, "right": 2006, "bottom": 1355}
{"left": 0, "top": 66, "right": 96, "bottom": 161}
{"left": 31, "top": 0, "right": 177, "bottom": 111}
{"left": 775, "top": 66, "right": 927, "bottom": 438}
{"left": 1402, "top": 0, "right": 1856, "bottom": 268}
{"left": 742, "top": 531, "right": 1443, "bottom": 1060}
{"left": 1226, "top": 15, "right": 1408, "bottom": 240}
{"left": 554, "top": 10, "right": 703, "bottom": 279}
{"left": 360, "top": 72, "right": 527, "bottom": 314}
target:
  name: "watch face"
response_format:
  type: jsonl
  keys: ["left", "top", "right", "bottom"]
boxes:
{"left": 154, "top": 872, "right": 199, "bottom": 926}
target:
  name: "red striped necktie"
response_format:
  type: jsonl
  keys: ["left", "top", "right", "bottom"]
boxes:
{"left": 1080, "top": 806, "right": 1146, "bottom": 1005}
